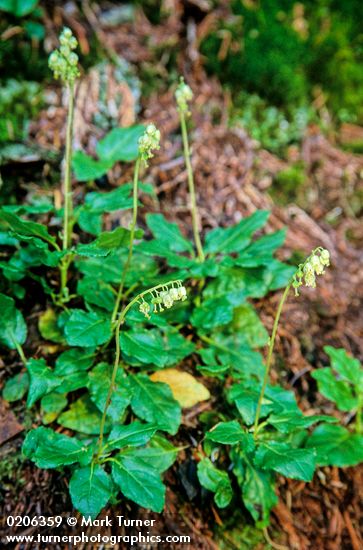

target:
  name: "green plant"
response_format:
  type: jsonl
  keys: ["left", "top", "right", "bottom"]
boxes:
{"left": 0, "top": 63, "right": 361, "bottom": 531}
{"left": 175, "top": 79, "right": 204, "bottom": 261}
{"left": 311, "top": 346, "right": 363, "bottom": 434}
{"left": 111, "top": 123, "right": 160, "bottom": 324}
{"left": 197, "top": 248, "right": 339, "bottom": 525}
{"left": 72, "top": 125, "right": 145, "bottom": 182}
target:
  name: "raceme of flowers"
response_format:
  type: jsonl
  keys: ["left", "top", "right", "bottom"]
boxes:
{"left": 48, "top": 27, "right": 80, "bottom": 84}
{"left": 138, "top": 281, "right": 187, "bottom": 319}
{"left": 138, "top": 123, "right": 161, "bottom": 164}
{"left": 175, "top": 78, "right": 193, "bottom": 114}
{"left": 292, "top": 247, "right": 330, "bottom": 295}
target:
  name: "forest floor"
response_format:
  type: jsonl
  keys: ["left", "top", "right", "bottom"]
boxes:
{"left": 0, "top": 3, "right": 362, "bottom": 549}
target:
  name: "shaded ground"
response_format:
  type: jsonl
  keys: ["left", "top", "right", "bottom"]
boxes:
{"left": 1, "top": 2, "right": 362, "bottom": 549}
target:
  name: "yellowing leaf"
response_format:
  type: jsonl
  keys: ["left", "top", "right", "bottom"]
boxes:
{"left": 150, "top": 369, "right": 210, "bottom": 408}
{"left": 38, "top": 309, "right": 65, "bottom": 343}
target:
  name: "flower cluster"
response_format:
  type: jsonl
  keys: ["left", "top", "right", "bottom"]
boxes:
{"left": 138, "top": 281, "right": 187, "bottom": 319}
{"left": 49, "top": 27, "right": 80, "bottom": 84}
{"left": 175, "top": 78, "right": 193, "bottom": 114}
{"left": 292, "top": 248, "right": 330, "bottom": 295}
{"left": 138, "top": 123, "right": 161, "bottom": 164}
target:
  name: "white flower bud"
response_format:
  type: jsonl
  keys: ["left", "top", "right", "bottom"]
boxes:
{"left": 178, "top": 286, "right": 187, "bottom": 301}
{"left": 169, "top": 287, "right": 179, "bottom": 300}
{"left": 320, "top": 249, "right": 330, "bottom": 267}
{"left": 175, "top": 79, "right": 193, "bottom": 114}
{"left": 139, "top": 301, "right": 151, "bottom": 319}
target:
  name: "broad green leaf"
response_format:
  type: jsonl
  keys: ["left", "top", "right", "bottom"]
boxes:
{"left": 146, "top": 213, "right": 193, "bottom": 253}
{"left": 267, "top": 412, "right": 337, "bottom": 434}
{"left": 22, "top": 427, "right": 92, "bottom": 468}
{"left": 38, "top": 309, "right": 65, "bottom": 343}
{"left": 78, "top": 208, "right": 102, "bottom": 236}
{"left": 69, "top": 465, "right": 113, "bottom": 519}
{"left": 0, "top": 209, "right": 56, "bottom": 246}
{"left": 72, "top": 151, "right": 113, "bottom": 182}
{"left": 77, "top": 277, "right": 115, "bottom": 312}
{"left": 232, "top": 304, "right": 269, "bottom": 348}
{"left": 232, "top": 452, "right": 277, "bottom": 527}
{"left": 76, "top": 227, "right": 143, "bottom": 257}
{"left": 58, "top": 395, "right": 111, "bottom": 435}
{"left": 96, "top": 125, "right": 145, "bottom": 163}
{"left": 26, "top": 358, "right": 62, "bottom": 408}
{"left": 324, "top": 346, "right": 363, "bottom": 386}
{"left": 255, "top": 442, "right": 316, "bottom": 481}
{"left": 191, "top": 295, "right": 243, "bottom": 330}
{"left": 84, "top": 186, "right": 133, "bottom": 213}
{"left": 107, "top": 422, "right": 157, "bottom": 451}
{"left": 75, "top": 250, "right": 158, "bottom": 285}
{"left": 2, "top": 371, "right": 29, "bottom": 402}
{"left": 234, "top": 230, "right": 286, "bottom": 267}
{"left": 196, "top": 364, "right": 230, "bottom": 378}
{"left": 306, "top": 424, "right": 363, "bottom": 467}
{"left": 54, "top": 348, "right": 95, "bottom": 393}
{"left": 206, "top": 420, "right": 246, "bottom": 444}
{"left": 41, "top": 393, "right": 67, "bottom": 424}
{"left": 199, "top": 334, "right": 265, "bottom": 381}
{"left": 129, "top": 374, "right": 181, "bottom": 435}
{"left": 265, "top": 260, "right": 296, "bottom": 291}
{"left": 136, "top": 240, "right": 194, "bottom": 268}
{"left": 197, "top": 458, "right": 233, "bottom": 508}
{"left": 0, "top": 293, "right": 27, "bottom": 349}
{"left": 311, "top": 368, "right": 358, "bottom": 411}
{"left": 204, "top": 210, "right": 270, "bottom": 254}
{"left": 64, "top": 309, "right": 111, "bottom": 347}
{"left": 0, "top": 0, "right": 38, "bottom": 17}
{"left": 150, "top": 369, "right": 210, "bottom": 408}
{"left": 229, "top": 382, "right": 300, "bottom": 425}
{"left": 204, "top": 265, "right": 268, "bottom": 300}
{"left": 112, "top": 454, "right": 165, "bottom": 512}
{"left": 88, "top": 363, "right": 130, "bottom": 421}
{"left": 121, "top": 327, "right": 194, "bottom": 368}
{"left": 121, "top": 435, "right": 178, "bottom": 473}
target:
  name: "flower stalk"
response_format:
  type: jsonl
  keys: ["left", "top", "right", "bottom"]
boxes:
{"left": 253, "top": 248, "right": 331, "bottom": 436}
{"left": 96, "top": 280, "right": 187, "bottom": 459}
{"left": 111, "top": 124, "right": 160, "bottom": 325}
{"left": 49, "top": 28, "right": 80, "bottom": 303}
{"left": 175, "top": 79, "right": 205, "bottom": 262}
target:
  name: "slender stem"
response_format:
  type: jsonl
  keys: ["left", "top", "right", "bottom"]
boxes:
{"left": 63, "top": 81, "right": 75, "bottom": 250}
{"left": 111, "top": 157, "right": 141, "bottom": 325}
{"left": 253, "top": 283, "right": 292, "bottom": 437}
{"left": 96, "top": 280, "right": 181, "bottom": 459}
{"left": 356, "top": 396, "right": 362, "bottom": 434}
{"left": 14, "top": 340, "right": 27, "bottom": 366}
{"left": 179, "top": 112, "right": 205, "bottom": 262}
{"left": 59, "top": 81, "right": 75, "bottom": 301}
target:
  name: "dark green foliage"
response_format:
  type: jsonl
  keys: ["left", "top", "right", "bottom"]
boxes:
{"left": 201, "top": 0, "right": 363, "bottom": 123}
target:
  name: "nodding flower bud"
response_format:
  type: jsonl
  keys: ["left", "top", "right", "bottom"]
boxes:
{"left": 138, "top": 281, "right": 187, "bottom": 318}
{"left": 138, "top": 123, "right": 160, "bottom": 164}
{"left": 292, "top": 247, "right": 330, "bottom": 296}
{"left": 139, "top": 301, "right": 151, "bottom": 319}
{"left": 175, "top": 78, "right": 193, "bottom": 114}
{"left": 49, "top": 27, "right": 80, "bottom": 84}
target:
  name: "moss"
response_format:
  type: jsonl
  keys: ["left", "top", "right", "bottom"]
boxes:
{"left": 270, "top": 164, "right": 306, "bottom": 204}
